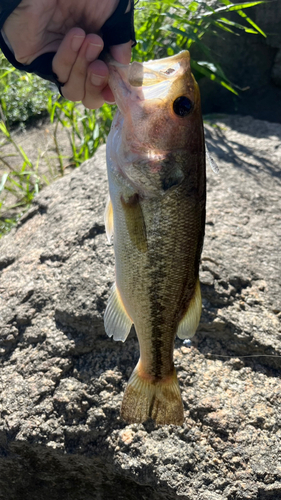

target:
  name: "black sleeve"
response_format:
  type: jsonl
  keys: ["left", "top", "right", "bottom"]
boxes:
{"left": 0, "top": 0, "right": 136, "bottom": 90}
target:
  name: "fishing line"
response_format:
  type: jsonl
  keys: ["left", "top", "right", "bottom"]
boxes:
{"left": 205, "top": 143, "right": 219, "bottom": 174}
{"left": 205, "top": 353, "right": 281, "bottom": 359}
{"left": 182, "top": 339, "right": 281, "bottom": 359}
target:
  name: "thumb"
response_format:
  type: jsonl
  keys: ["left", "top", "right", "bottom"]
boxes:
{"left": 110, "top": 41, "right": 132, "bottom": 65}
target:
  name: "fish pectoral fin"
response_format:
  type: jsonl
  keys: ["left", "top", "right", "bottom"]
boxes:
{"left": 104, "top": 195, "right": 114, "bottom": 243}
{"left": 104, "top": 283, "right": 133, "bottom": 342}
{"left": 176, "top": 279, "right": 202, "bottom": 339}
{"left": 121, "top": 193, "right": 147, "bottom": 253}
{"left": 121, "top": 361, "right": 184, "bottom": 426}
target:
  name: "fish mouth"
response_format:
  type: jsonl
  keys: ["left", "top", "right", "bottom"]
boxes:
{"left": 107, "top": 51, "right": 191, "bottom": 112}
{"left": 129, "top": 53, "right": 185, "bottom": 87}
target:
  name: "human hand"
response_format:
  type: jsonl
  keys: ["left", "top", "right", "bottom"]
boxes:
{"left": 3, "top": 0, "right": 132, "bottom": 108}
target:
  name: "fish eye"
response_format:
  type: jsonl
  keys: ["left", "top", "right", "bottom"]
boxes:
{"left": 173, "top": 96, "right": 193, "bottom": 117}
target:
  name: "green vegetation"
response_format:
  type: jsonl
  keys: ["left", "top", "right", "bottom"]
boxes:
{"left": 48, "top": 98, "right": 114, "bottom": 168}
{"left": 0, "top": 62, "right": 52, "bottom": 128}
{"left": 0, "top": 120, "right": 43, "bottom": 236}
{"left": 0, "top": 0, "right": 265, "bottom": 237}
{"left": 133, "top": 0, "right": 265, "bottom": 93}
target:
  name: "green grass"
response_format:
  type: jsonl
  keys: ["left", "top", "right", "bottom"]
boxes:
{"left": 47, "top": 97, "right": 115, "bottom": 170}
{"left": 0, "top": 0, "right": 265, "bottom": 237}
{"left": 0, "top": 120, "right": 43, "bottom": 235}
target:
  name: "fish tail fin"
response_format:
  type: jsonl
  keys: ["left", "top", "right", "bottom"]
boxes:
{"left": 121, "top": 361, "right": 184, "bottom": 426}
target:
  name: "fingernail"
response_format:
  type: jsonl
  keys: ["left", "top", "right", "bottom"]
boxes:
{"left": 91, "top": 73, "right": 105, "bottom": 86}
{"left": 71, "top": 36, "right": 84, "bottom": 52}
{"left": 86, "top": 43, "right": 102, "bottom": 62}
{"left": 105, "top": 100, "right": 116, "bottom": 105}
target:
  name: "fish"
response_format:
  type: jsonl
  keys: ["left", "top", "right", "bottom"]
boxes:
{"left": 104, "top": 51, "right": 206, "bottom": 426}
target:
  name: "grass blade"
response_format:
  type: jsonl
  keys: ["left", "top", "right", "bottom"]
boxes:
{"left": 191, "top": 59, "right": 239, "bottom": 94}
{"left": 0, "top": 172, "right": 8, "bottom": 193}
{"left": 235, "top": 9, "right": 266, "bottom": 36}
{"left": 218, "top": 0, "right": 266, "bottom": 36}
{"left": 217, "top": 17, "right": 259, "bottom": 33}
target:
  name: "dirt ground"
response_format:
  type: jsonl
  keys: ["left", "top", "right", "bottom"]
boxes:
{"left": 0, "top": 116, "right": 80, "bottom": 218}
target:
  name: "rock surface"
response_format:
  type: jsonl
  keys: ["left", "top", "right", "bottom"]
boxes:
{"left": 0, "top": 115, "right": 280, "bottom": 500}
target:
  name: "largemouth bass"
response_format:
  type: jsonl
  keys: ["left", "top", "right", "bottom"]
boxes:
{"left": 104, "top": 51, "right": 206, "bottom": 426}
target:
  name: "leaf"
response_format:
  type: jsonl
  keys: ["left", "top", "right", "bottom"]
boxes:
{"left": 191, "top": 59, "right": 238, "bottom": 94}
{"left": 217, "top": 17, "right": 259, "bottom": 33}
{"left": 18, "top": 145, "right": 33, "bottom": 167}
{"left": 0, "top": 68, "right": 15, "bottom": 79}
{"left": 197, "top": 1, "right": 264, "bottom": 19}
{"left": 217, "top": 0, "right": 266, "bottom": 36}
{"left": 188, "top": 1, "right": 199, "bottom": 13}
{"left": 0, "top": 172, "right": 8, "bottom": 193}
{"left": 208, "top": 1, "right": 264, "bottom": 14}
{"left": 211, "top": 19, "right": 238, "bottom": 34}
{"left": 7, "top": 178, "right": 23, "bottom": 190}
{"left": 221, "top": 1, "right": 264, "bottom": 8}
{"left": 93, "top": 124, "right": 100, "bottom": 141}
{"left": 165, "top": 12, "right": 197, "bottom": 24}
{"left": 42, "top": 175, "right": 50, "bottom": 185}
{"left": 235, "top": 9, "right": 266, "bottom": 36}
{"left": 0, "top": 121, "right": 10, "bottom": 137}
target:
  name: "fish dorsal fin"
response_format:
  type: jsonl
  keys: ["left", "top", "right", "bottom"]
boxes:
{"left": 104, "top": 283, "right": 133, "bottom": 342}
{"left": 176, "top": 279, "right": 202, "bottom": 339}
{"left": 104, "top": 195, "right": 114, "bottom": 243}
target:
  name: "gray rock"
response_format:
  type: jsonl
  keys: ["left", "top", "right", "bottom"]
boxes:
{"left": 0, "top": 116, "right": 281, "bottom": 500}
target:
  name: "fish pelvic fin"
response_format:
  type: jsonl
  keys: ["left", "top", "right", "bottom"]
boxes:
{"left": 177, "top": 278, "right": 202, "bottom": 339}
{"left": 121, "top": 361, "right": 184, "bottom": 426}
{"left": 104, "top": 195, "right": 114, "bottom": 243}
{"left": 104, "top": 283, "right": 133, "bottom": 342}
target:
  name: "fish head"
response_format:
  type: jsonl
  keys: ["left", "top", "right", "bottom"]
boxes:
{"left": 107, "top": 51, "right": 205, "bottom": 196}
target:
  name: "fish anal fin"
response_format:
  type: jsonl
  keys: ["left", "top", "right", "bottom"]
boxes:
{"left": 104, "top": 195, "right": 114, "bottom": 243}
{"left": 121, "top": 361, "right": 184, "bottom": 426}
{"left": 104, "top": 283, "right": 133, "bottom": 342}
{"left": 177, "top": 279, "right": 202, "bottom": 339}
